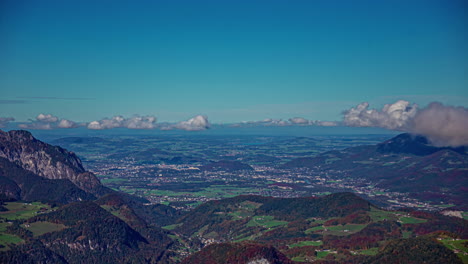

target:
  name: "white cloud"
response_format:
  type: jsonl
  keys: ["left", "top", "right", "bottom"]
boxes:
{"left": 18, "top": 114, "right": 82, "bottom": 130}
{"left": 36, "top": 114, "right": 59, "bottom": 123}
{"left": 126, "top": 116, "right": 157, "bottom": 129}
{"left": 87, "top": 115, "right": 157, "bottom": 130}
{"left": 343, "top": 100, "right": 468, "bottom": 147}
{"left": 19, "top": 122, "right": 52, "bottom": 130}
{"left": 0, "top": 117, "right": 14, "bottom": 128}
{"left": 231, "top": 117, "right": 337, "bottom": 127}
{"left": 409, "top": 102, "right": 468, "bottom": 147}
{"left": 18, "top": 113, "right": 58, "bottom": 130}
{"left": 343, "top": 100, "right": 418, "bottom": 130}
{"left": 57, "top": 119, "right": 79, "bottom": 128}
{"left": 173, "top": 115, "right": 210, "bottom": 131}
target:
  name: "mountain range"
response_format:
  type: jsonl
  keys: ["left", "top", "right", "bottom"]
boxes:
{"left": 0, "top": 130, "right": 466, "bottom": 263}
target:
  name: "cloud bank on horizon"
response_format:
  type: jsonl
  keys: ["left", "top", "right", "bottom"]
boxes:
{"left": 2, "top": 100, "right": 468, "bottom": 147}
{"left": 87, "top": 115, "right": 157, "bottom": 130}
{"left": 232, "top": 118, "right": 339, "bottom": 127}
{"left": 18, "top": 114, "right": 79, "bottom": 130}
{"left": 0, "top": 117, "right": 15, "bottom": 128}
{"left": 343, "top": 100, "right": 468, "bottom": 147}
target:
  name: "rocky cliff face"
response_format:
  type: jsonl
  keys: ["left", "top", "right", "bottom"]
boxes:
{"left": 0, "top": 130, "right": 102, "bottom": 194}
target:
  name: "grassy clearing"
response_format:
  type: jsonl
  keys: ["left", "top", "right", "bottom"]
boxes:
{"left": 246, "top": 215, "right": 288, "bottom": 228}
{"left": 23, "top": 221, "right": 66, "bottom": 237}
{"left": 325, "top": 224, "right": 367, "bottom": 236}
{"left": 0, "top": 223, "right": 23, "bottom": 250}
{"left": 399, "top": 216, "right": 427, "bottom": 224}
{"left": 440, "top": 239, "right": 468, "bottom": 263}
{"left": 162, "top": 224, "right": 182, "bottom": 230}
{"left": 305, "top": 226, "right": 324, "bottom": 234}
{"left": 434, "top": 204, "right": 456, "bottom": 208}
{"left": 368, "top": 207, "right": 400, "bottom": 222}
{"left": 289, "top": 240, "right": 323, "bottom": 248}
{"left": 291, "top": 256, "right": 307, "bottom": 262}
{"left": 0, "top": 202, "right": 51, "bottom": 220}
{"left": 100, "top": 178, "right": 127, "bottom": 184}
{"left": 0, "top": 233, "right": 23, "bottom": 250}
{"left": 228, "top": 211, "right": 252, "bottom": 219}
{"left": 402, "top": 231, "right": 412, "bottom": 238}
{"left": 240, "top": 201, "right": 262, "bottom": 210}
{"left": 100, "top": 205, "right": 127, "bottom": 220}
{"left": 316, "top": 251, "right": 330, "bottom": 259}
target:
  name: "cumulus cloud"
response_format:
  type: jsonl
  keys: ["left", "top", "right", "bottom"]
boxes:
{"left": 36, "top": 113, "right": 59, "bottom": 123}
{"left": 18, "top": 114, "right": 60, "bottom": 130}
{"left": 249, "top": 118, "right": 289, "bottom": 126}
{"left": 289, "top": 117, "right": 314, "bottom": 125}
{"left": 87, "top": 115, "right": 157, "bottom": 130}
{"left": 409, "top": 102, "right": 468, "bottom": 147}
{"left": 343, "top": 100, "right": 468, "bottom": 147}
{"left": 173, "top": 115, "right": 210, "bottom": 131}
{"left": 343, "top": 100, "right": 418, "bottom": 130}
{"left": 58, "top": 119, "right": 79, "bottom": 128}
{"left": 18, "top": 114, "right": 82, "bottom": 130}
{"left": 0, "top": 117, "right": 15, "bottom": 128}
{"left": 232, "top": 117, "right": 338, "bottom": 127}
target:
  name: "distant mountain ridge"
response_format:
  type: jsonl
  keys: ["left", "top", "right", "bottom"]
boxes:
{"left": 282, "top": 133, "right": 468, "bottom": 208}
{"left": 376, "top": 133, "right": 467, "bottom": 156}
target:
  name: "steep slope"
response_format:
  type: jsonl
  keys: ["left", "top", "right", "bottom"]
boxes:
{"left": 0, "top": 130, "right": 111, "bottom": 197}
{"left": 96, "top": 192, "right": 184, "bottom": 227}
{"left": 181, "top": 242, "right": 294, "bottom": 264}
{"left": 3, "top": 201, "right": 175, "bottom": 264}
{"left": 0, "top": 157, "right": 95, "bottom": 203}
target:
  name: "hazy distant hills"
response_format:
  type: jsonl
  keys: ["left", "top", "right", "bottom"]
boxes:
{"left": 283, "top": 133, "right": 468, "bottom": 208}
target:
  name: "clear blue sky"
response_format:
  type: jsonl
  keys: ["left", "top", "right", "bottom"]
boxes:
{"left": 1, "top": 0, "right": 467, "bottom": 123}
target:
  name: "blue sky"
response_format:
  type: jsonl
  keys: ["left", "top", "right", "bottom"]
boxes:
{"left": 1, "top": 0, "right": 467, "bottom": 124}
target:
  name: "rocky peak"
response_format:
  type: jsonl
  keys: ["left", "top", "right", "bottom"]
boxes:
{"left": 0, "top": 129, "right": 102, "bottom": 194}
{"left": 0, "top": 129, "right": 35, "bottom": 142}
